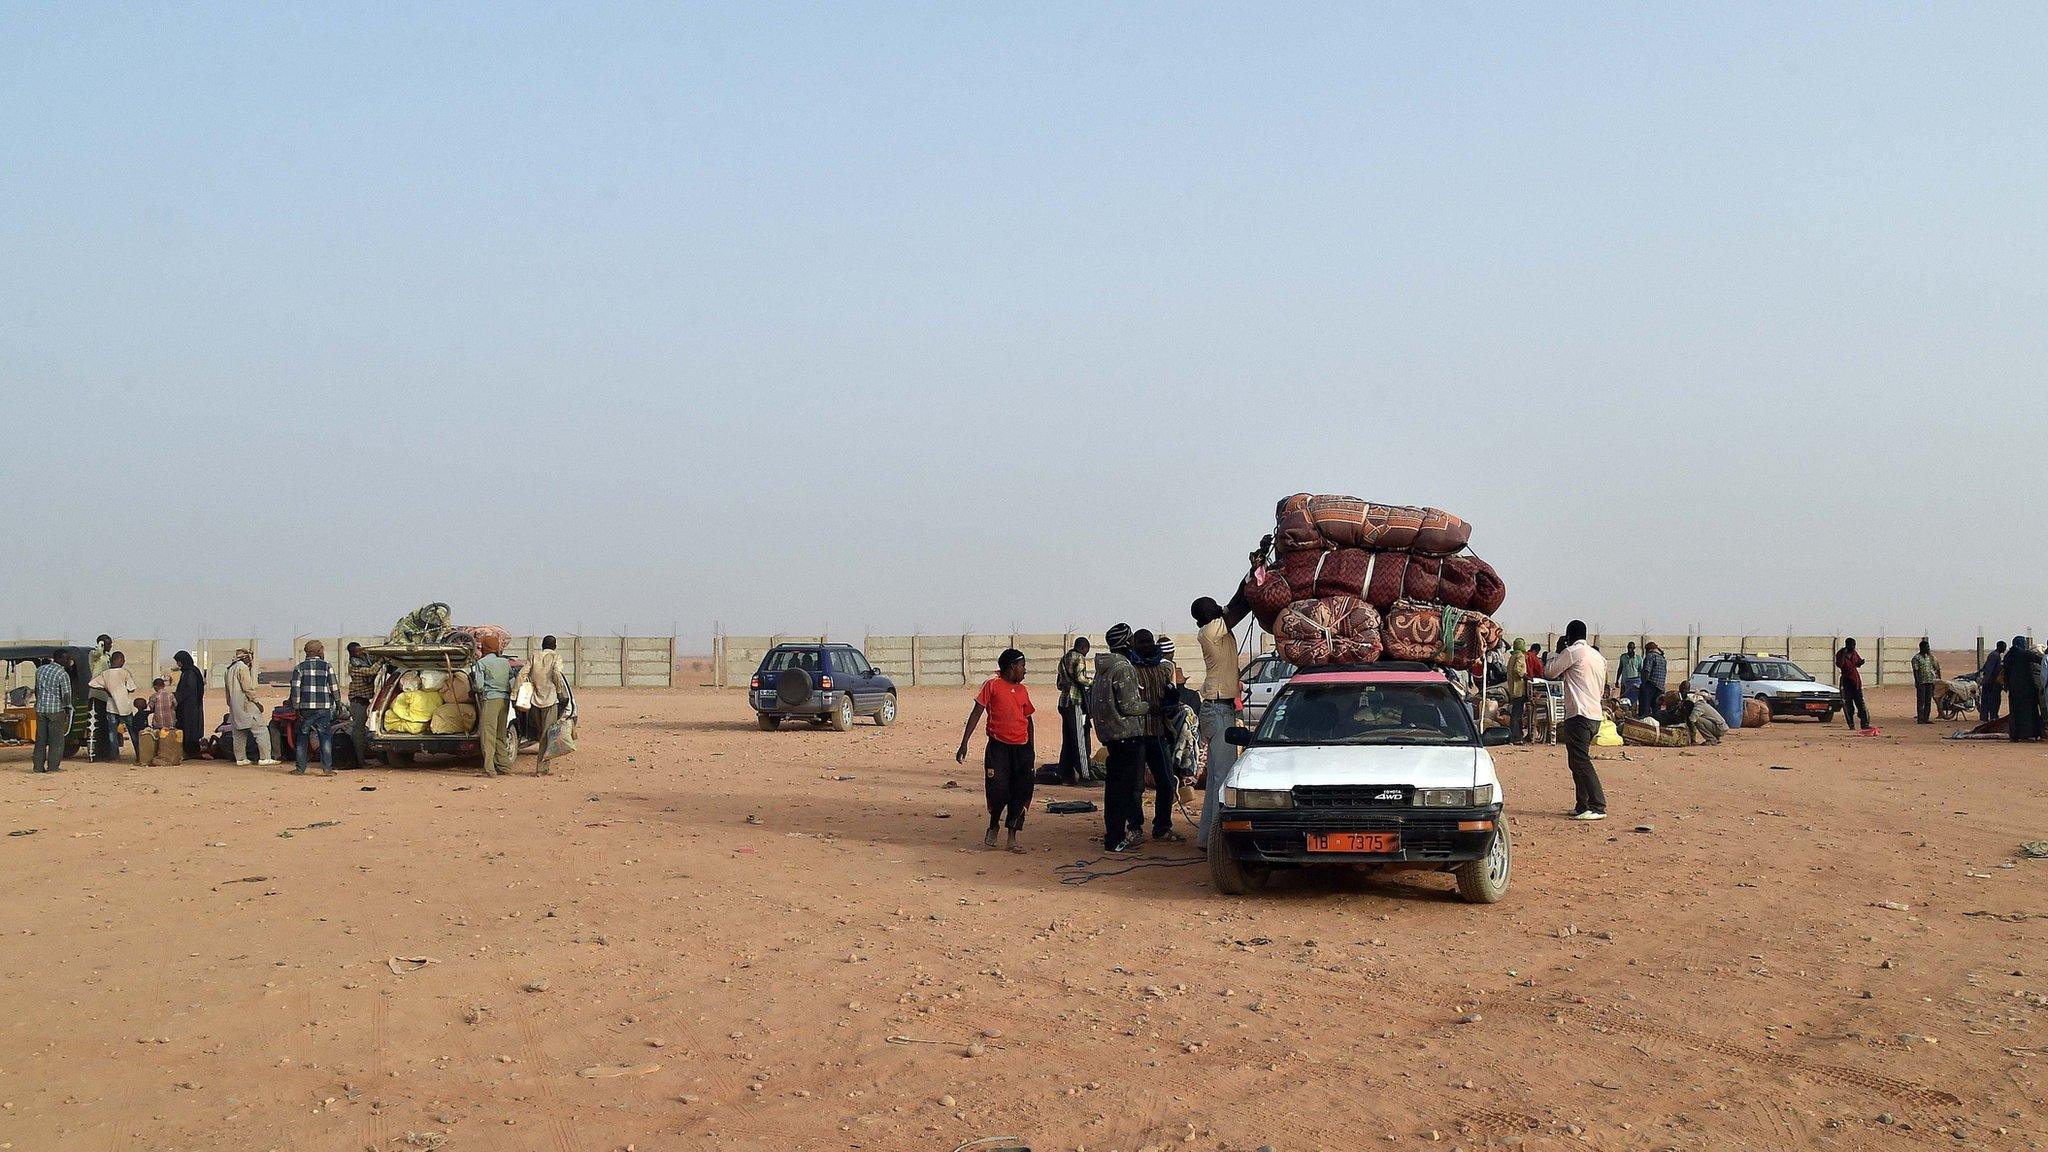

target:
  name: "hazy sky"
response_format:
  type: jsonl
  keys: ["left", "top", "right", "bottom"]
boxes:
{"left": 5, "top": 2, "right": 2045, "bottom": 653}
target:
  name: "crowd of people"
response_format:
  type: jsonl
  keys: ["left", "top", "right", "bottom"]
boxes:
{"left": 11, "top": 632, "right": 571, "bottom": 776}
{"left": 955, "top": 592, "right": 1253, "bottom": 856}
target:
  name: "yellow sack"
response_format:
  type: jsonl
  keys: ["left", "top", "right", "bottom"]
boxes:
{"left": 428, "top": 702, "right": 477, "bottom": 734}
{"left": 385, "top": 716, "right": 428, "bottom": 735}
{"left": 390, "top": 690, "right": 443, "bottom": 724}
{"left": 1594, "top": 718, "right": 1624, "bottom": 747}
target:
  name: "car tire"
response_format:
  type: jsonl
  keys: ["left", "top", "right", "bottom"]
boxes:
{"left": 1455, "top": 815, "right": 1513, "bottom": 904}
{"left": 829, "top": 694, "right": 854, "bottom": 732}
{"left": 756, "top": 715, "right": 780, "bottom": 732}
{"left": 777, "top": 669, "right": 813, "bottom": 707}
{"left": 389, "top": 750, "right": 416, "bottom": 766}
{"left": 873, "top": 693, "right": 897, "bottom": 727}
{"left": 1207, "top": 831, "right": 1269, "bottom": 895}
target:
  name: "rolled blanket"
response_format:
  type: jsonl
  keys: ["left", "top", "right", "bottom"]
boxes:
{"left": 1279, "top": 548, "right": 1372, "bottom": 600}
{"left": 1380, "top": 599, "right": 1504, "bottom": 672}
{"left": 1467, "top": 557, "right": 1507, "bottom": 616}
{"left": 1254, "top": 548, "right": 1506, "bottom": 618}
{"left": 1401, "top": 556, "right": 1443, "bottom": 602}
{"left": 1274, "top": 493, "right": 1472, "bottom": 556}
{"left": 1274, "top": 596, "right": 1384, "bottom": 668}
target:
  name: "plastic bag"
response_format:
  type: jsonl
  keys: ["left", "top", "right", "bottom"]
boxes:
{"left": 385, "top": 717, "right": 428, "bottom": 735}
{"left": 541, "top": 716, "right": 577, "bottom": 761}
{"left": 398, "top": 669, "right": 423, "bottom": 692}
{"left": 419, "top": 670, "right": 448, "bottom": 692}
{"left": 388, "top": 690, "right": 443, "bottom": 724}
{"left": 428, "top": 702, "right": 477, "bottom": 734}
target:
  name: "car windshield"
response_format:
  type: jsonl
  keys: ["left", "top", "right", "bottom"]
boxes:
{"left": 1743, "top": 661, "right": 1810, "bottom": 682}
{"left": 763, "top": 649, "right": 822, "bottom": 673}
{"left": 1254, "top": 682, "right": 1477, "bottom": 746}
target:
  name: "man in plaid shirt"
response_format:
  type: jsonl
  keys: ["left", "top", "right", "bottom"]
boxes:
{"left": 33, "top": 650, "right": 74, "bottom": 773}
{"left": 286, "top": 640, "right": 340, "bottom": 776}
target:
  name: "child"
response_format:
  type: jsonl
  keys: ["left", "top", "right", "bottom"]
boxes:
{"left": 956, "top": 648, "right": 1035, "bottom": 853}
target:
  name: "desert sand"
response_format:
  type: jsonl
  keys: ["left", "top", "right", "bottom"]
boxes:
{"left": 1, "top": 683, "right": 2042, "bottom": 1151}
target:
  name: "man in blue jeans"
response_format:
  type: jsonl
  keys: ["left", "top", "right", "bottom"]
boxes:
{"left": 32, "top": 651, "right": 74, "bottom": 774}
{"left": 287, "top": 640, "right": 339, "bottom": 776}
{"left": 1191, "top": 588, "right": 1253, "bottom": 848}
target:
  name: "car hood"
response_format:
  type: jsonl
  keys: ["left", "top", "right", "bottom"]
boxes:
{"left": 1747, "top": 680, "right": 1837, "bottom": 695}
{"left": 1227, "top": 744, "right": 1493, "bottom": 792}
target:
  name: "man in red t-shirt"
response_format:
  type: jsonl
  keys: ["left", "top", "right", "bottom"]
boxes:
{"left": 957, "top": 648, "right": 1035, "bottom": 853}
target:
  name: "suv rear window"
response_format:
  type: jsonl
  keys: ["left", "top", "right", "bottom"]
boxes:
{"left": 1256, "top": 682, "right": 1477, "bottom": 747}
{"left": 763, "top": 649, "right": 823, "bottom": 673}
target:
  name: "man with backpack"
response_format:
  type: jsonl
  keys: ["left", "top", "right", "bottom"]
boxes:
{"left": 1085, "top": 623, "right": 1151, "bottom": 853}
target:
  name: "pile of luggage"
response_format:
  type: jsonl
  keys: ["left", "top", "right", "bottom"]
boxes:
{"left": 1239, "top": 493, "right": 1506, "bottom": 672}
{"left": 383, "top": 668, "right": 478, "bottom": 735}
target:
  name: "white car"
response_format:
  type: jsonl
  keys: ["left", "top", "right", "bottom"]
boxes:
{"left": 1238, "top": 654, "right": 1296, "bottom": 727}
{"left": 1210, "top": 665, "right": 1512, "bottom": 904}
{"left": 1686, "top": 654, "right": 1840, "bottom": 722}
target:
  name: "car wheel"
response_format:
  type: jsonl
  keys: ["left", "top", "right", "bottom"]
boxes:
{"left": 830, "top": 694, "right": 854, "bottom": 732}
{"left": 1207, "top": 830, "right": 1269, "bottom": 895}
{"left": 1455, "top": 815, "right": 1513, "bottom": 904}
{"left": 873, "top": 693, "right": 897, "bottom": 727}
{"left": 389, "top": 750, "right": 416, "bottom": 766}
{"left": 756, "top": 715, "right": 780, "bottom": 732}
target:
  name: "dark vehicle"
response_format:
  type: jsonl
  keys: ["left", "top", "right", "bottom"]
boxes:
{"left": 1209, "top": 664, "right": 1512, "bottom": 904}
{"left": 750, "top": 643, "right": 897, "bottom": 731}
{"left": 0, "top": 644, "right": 96, "bottom": 756}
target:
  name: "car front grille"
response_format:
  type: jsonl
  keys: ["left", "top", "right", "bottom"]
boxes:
{"left": 1291, "top": 785, "right": 1413, "bottom": 809}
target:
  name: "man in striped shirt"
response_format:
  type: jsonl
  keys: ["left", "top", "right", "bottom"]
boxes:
{"left": 33, "top": 651, "right": 74, "bottom": 773}
{"left": 287, "top": 640, "right": 340, "bottom": 776}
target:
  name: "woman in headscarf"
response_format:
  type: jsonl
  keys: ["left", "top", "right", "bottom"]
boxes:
{"left": 2005, "top": 636, "right": 2044, "bottom": 742}
{"left": 172, "top": 650, "right": 207, "bottom": 756}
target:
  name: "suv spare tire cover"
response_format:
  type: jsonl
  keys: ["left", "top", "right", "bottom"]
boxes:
{"left": 777, "top": 667, "right": 814, "bottom": 706}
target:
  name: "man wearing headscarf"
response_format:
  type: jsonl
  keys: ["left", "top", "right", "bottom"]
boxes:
{"left": 2004, "top": 636, "right": 2043, "bottom": 742}
{"left": 1084, "top": 623, "right": 1150, "bottom": 853}
{"left": 1542, "top": 620, "right": 1608, "bottom": 820}
{"left": 1128, "top": 630, "right": 1183, "bottom": 844}
{"left": 1980, "top": 640, "right": 2006, "bottom": 723}
{"left": 171, "top": 650, "right": 207, "bottom": 757}
{"left": 469, "top": 634, "right": 519, "bottom": 776}
{"left": 225, "top": 647, "right": 278, "bottom": 765}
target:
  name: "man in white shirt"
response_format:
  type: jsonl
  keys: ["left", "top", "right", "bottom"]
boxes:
{"left": 89, "top": 650, "right": 140, "bottom": 759}
{"left": 1541, "top": 620, "right": 1609, "bottom": 820}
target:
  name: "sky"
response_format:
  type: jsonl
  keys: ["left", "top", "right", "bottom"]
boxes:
{"left": 4, "top": 2, "right": 2046, "bottom": 654}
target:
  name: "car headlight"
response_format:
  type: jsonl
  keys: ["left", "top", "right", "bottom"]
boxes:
{"left": 1417, "top": 785, "right": 1494, "bottom": 807}
{"left": 1223, "top": 787, "right": 1293, "bottom": 809}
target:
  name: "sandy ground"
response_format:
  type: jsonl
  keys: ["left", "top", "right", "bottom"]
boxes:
{"left": 1, "top": 683, "right": 2043, "bottom": 1152}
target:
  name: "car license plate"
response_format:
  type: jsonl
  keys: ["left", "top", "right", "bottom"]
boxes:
{"left": 1306, "top": 831, "right": 1399, "bottom": 853}
{"left": 1805, "top": 702, "right": 1828, "bottom": 713}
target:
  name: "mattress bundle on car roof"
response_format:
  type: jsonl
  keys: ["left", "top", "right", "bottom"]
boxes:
{"left": 1240, "top": 492, "right": 1507, "bottom": 673}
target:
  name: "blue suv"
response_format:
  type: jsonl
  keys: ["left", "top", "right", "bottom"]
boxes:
{"left": 751, "top": 643, "right": 898, "bottom": 731}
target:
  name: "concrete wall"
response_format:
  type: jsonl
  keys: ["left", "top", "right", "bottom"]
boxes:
{"left": 716, "top": 628, "right": 1272, "bottom": 688}
{"left": 717, "top": 629, "right": 1970, "bottom": 690}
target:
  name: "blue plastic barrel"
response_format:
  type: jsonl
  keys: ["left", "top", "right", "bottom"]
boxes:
{"left": 1716, "top": 678, "right": 1745, "bottom": 730}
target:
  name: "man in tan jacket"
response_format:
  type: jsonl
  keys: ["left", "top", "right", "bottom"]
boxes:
{"left": 226, "top": 648, "right": 278, "bottom": 765}
{"left": 516, "top": 635, "right": 571, "bottom": 773}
